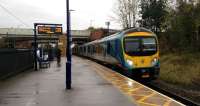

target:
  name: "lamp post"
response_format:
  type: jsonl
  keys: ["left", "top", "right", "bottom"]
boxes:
{"left": 66, "top": 0, "right": 75, "bottom": 89}
{"left": 34, "top": 23, "right": 38, "bottom": 71}
{"left": 66, "top": 0, "right": 71, "bottom": 89}
{"left": 105, "top": 21, "right": 110, "bottom": 36}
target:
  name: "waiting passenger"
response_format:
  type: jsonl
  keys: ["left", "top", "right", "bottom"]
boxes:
{"left": 56, "top": 48, "right": 61, "bottom": 66}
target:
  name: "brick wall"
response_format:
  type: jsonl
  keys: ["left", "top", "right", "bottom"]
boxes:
{"left": 90, "top": 29, "right": 107, "bottom": 41}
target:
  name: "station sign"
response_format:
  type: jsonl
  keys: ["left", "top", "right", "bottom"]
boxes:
{"left": 38, "top": 26, "right": 63, "bottom": 35}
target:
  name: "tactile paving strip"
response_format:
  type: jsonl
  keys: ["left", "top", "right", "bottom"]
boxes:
{"left": 89, "top": 62, "right": 185, "bottom": 106}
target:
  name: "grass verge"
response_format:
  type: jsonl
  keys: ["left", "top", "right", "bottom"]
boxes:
{"left": 160, "top": 52, "right": 200, "bottom": 87}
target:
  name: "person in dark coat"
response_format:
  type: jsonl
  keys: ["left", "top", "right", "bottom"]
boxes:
{"left": 56, "top": 48, "right": 61, "bottom": 65}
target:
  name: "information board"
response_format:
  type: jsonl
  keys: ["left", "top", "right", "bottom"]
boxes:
{"left": 38, "top": 26, "right": 62, "bottom": 34}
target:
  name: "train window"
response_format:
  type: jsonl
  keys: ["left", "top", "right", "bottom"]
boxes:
{"left": 142, "top": 38, "right": 156, "bottom": 51}
{"left": 102, "top": 43, "right": 107, "bottom": 56}
{"left": 90, "top": 46, "right": 93, "bottom": 54}
{"left": 88, "top": 46, "right": 90, "bottom": 54}
{"left": 95, "top": 46, "right": 98, "bottom": 53}
{"left": 109, "top": 41, "right": 115, "bottom": 56}
{"left": 91, "top": 46, "right": 93, "bottom": 53}
{"left": 93, "top": 46, "right": 96, "bottom": 53}
{"left": 124, "top": 38, "right": 140, "bottom": 53}
{"left": 107, "top": 42, "right": 111, "bottom": 54}
{"left": 100, "top": 43, "right": 105, "bottom": 55}
{"left": 124, "top": 37, "right": 157, "bottom": 56}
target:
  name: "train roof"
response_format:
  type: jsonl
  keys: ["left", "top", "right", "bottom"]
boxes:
{"left": 82, "top": 27, "right": 155, "bottom": 46}
{"left": 82, "top": 32, "right": 121, "bottom": 46}
{"left": 122, "top": 27, "right": 154, "bottom": 35}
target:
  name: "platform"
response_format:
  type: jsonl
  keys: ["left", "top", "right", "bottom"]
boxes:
{"left": 0, "top": 56, "right": 185, "bottom": 106}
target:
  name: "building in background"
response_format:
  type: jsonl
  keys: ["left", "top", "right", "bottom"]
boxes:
{"left": 89, "top": 28, "right": 119, "bottom": 41}
{"left": 0, "top": 28, "right": 91, "bottom": 56}
{"left": 58, "top": 34, "right": 66, "bottom": 57}
{"left": 57, "top": 30, "right": 91, "bottom": 56}
{"left": 0, "top": 28, "right": 59, "bottom": 49}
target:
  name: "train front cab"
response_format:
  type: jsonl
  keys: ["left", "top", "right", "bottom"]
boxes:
{"left": 122, "top": 32, "right": 160, "bottom": 79}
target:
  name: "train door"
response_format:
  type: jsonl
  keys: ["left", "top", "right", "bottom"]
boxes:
{"left": 107, "top": 41, "right": 111, "bottom": 55}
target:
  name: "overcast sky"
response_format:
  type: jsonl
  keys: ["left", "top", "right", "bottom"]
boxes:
{"left": 0, "top": 0, "right": 121, "bottom": 30}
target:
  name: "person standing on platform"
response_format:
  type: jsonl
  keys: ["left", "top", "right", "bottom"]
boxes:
{"left": 56, "top": 48, "right": 61, "bottom": 66}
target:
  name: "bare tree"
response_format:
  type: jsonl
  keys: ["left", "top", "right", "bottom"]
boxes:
{"left": 113, "top": 0, "right": 139, "bottom": 29}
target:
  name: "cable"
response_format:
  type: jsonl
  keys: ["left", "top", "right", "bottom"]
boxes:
{"left": 0, "top": 2, "right": 30, "bottom": 27}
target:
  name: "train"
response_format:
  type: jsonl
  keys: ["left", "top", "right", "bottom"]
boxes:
{"left": 73, "top": 27, "right": 160, "bottom": 79}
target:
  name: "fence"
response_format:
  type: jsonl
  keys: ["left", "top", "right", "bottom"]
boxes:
{"left": 0, "top": 49, "right": 34, "bottom": 79}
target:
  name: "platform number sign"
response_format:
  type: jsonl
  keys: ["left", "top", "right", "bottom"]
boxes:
{"left": 38, "top": 26, "right": 63, "bottom": 35}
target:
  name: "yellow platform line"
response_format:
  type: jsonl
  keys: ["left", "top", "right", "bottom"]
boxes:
{"left": 89, "top": 62, "right": 184, "bottom": 106}
{"left": 138, "top": 101, "right": 159, "bottom": 106}
{"left": 127, "top": 86, "right": 143, "bottom": 92}
{"left": 163, "top": 100, "right": 172, "bottom": 106}
{"left": 92, "top": 63, "right": 158, "bottom": 106}
{"left": 128, "top": 93, "right": 167, "bottom": 99}
{"left": 138, "top": 92, "right": 156, "bottom": 102}
{"left": 95, "top": 66, "right": 159, "bottom": 106}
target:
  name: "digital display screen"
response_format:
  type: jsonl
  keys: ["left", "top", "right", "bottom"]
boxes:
{"left": 38, "top": 26, "right": 62, "bottom": 35}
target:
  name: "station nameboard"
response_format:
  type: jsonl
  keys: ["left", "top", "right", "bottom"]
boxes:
{"left": 38, "top": 26, "right": 62, "bottom": 35}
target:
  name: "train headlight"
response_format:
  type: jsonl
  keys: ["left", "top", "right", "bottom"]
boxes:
{"left": 151, "top": 58, "right": 158, "bottom": 66}
{"left": 126, "top": 59, "right": 133, "bottom": 66}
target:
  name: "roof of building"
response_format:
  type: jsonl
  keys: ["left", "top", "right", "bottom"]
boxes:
{"left": 0, "top": 28, "right": 91, "bottom": 37}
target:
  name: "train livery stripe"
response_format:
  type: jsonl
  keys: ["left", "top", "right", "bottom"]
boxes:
{"left": 127, "top": 32, "right": 153, "bottom": 36}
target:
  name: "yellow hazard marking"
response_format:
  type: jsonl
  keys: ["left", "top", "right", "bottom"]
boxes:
{"left": 138, "top": 101, "right": 159, "bottom": 106}
{"left": 163, "top": 100, "right": 172, "bottom": 106}
{"left": 88, "top": 61, "right": 183, "bottom": 106}
{"left": 126, "top": 86, "right": 143, "bottom": 93}
{"left": 138, "top": 92, "right": 156, "bottom": 102}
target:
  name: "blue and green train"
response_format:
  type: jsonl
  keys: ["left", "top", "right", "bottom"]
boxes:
{"left": 73, "top": 27, "right": 160, "bottom": 79}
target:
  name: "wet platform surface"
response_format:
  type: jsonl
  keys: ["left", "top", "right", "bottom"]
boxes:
{"left": 90, "top": 59, "right": 185, "bottom": 106}
{"left": 0, "top": 56, "right": 136, "bottom": 106}
{"left": 0, "top": 56, "right": 185, "bottom": 106}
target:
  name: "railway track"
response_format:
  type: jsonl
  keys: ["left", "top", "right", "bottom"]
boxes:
{"left": 143, "top": 81, "right": 199, "bottom": 106}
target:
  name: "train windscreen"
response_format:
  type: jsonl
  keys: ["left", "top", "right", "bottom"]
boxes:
{"left": 124, "top": 37, "right": 157, "bottom": 56}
